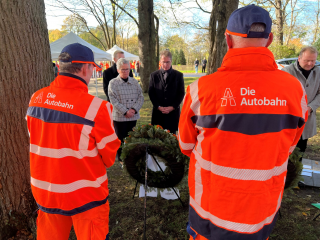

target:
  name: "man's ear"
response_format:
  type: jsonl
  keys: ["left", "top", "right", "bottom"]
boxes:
{"left": 265, "top": 33, "right": 273, "bottom": 48}
{"left": 225, "top": 33, "right": 233, "bottom": 49}
{"left": 81, "top": 63, "right": 88, "bottom": 76}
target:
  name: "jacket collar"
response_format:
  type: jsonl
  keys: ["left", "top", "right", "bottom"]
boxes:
{"left": 115, "top": 75, "right": 135, "bottom": 85}
{"left": 112, "top": 63, "right": 118, "bottom": 74}
{"left": 218, "top": 47, "right": 278, "bottom": 72}
{"left": 51, "top": 72, "right": 88, "bottom": 92}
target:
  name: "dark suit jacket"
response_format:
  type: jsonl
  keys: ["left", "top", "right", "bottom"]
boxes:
{"left": 103, "top": 63, "right": 133, "bottom": 101}
{"left": 148, "top": 69, "right": 185, "bottom": 133}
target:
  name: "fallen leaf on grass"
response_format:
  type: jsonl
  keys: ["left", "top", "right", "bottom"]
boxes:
{"left": 293, "top": 186, "right": 300, "bottom": 190}
{"left": 117, "top": 190, "right": 121, "bottom": 193}
{"left": 306, "top": 208, "right": 311, "bottom": 211}
{"left": 307, "top": 195, "right": 312, "bottom": 198}
{"left": 302, "top": 212, "right": 308, "bottom": 216}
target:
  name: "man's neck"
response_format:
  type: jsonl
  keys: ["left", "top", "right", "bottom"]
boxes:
{"left": 60, "top": 72, "right": 88, "bottom": 85}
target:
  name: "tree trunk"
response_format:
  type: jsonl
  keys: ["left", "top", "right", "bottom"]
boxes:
{"left": 112, "top": 3, "right": 117, "bottom": 46}
{"left": 208, "top": 0, "right": 239, "bottom": 74}
{"left": 275, "top": 0, "right": 284, "bottom": 45}
{"left": 154, "top": 15, "right": 160, "bottom": 65}
{"left": 313, "top": 0, "right": 320, "bottom": 44}
{"left": 138, "top": 0, "right": 157, "bottom": 92}
{"left": 0, "top": 0, "right": 52, "bottom": 238}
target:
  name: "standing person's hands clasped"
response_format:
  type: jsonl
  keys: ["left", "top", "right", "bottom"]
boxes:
{"left": 158, "top": 106, "right": 174, "bottom": 114}
{"left": 125, "top": 108, "right": 136, "bottom": 118}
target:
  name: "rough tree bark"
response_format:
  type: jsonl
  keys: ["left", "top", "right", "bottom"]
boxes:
{"left": 111, "top": 0, "right": 158, "bottom": 93}
{"left": 138, "top": 0, "right": 157, "bottom": 92}
{"left": 154, "top": 15, "right": 160, "bottom": 67}
{"left": 274, "top": 0, "right": 284, "bottom": 45}
{"left": 0, "top": 0, "right": 52, "bottom": 238}
{"left": 207, "top": 0, "right": 239, "bottom": 74}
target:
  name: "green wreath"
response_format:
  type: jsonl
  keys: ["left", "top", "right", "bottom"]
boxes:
{"left": 120, "top": 124, "right": 190, "bottom": 188}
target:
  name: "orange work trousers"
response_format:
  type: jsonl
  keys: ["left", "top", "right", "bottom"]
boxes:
{"left": 37, "top": 201, "right": 109, "bottom": 240}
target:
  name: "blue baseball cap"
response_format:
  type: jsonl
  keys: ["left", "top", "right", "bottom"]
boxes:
{"left": 60, "top": 43, "right": 102, "bottom": 70}
{"left": 226, "top": 5, "right": 272, "bottom": 39}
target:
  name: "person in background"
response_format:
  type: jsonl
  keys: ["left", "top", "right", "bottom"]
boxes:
{"left": 56, "top": 62, "right": 60, "bottom": 73}
{"left": 27, "top": 43, "right": 120, "bottom": 240}
{"left": 105, "top": 62, "right": 110, "bottom": 70}
{"left": 103, "top": 50, "right": 133, "bottom": 101}
{"left": 202, "top": 57, "right": 207, "bottom": 73}
{"left": 98, "top": 61, "right": 103, "bottom": 77}
{"left": 53, "top": 62, "right": 58, "bottom": 78}
{"left": 132, "top": 61, "right": 136, "bottom": 76}
{"left": 108, "top": 58, "right": 144, "bottom": 166}
{"left": 194, "top": 58, "right": 199, "bottom": 73}
{"left": 135, "top": 60, "right": 140, "bottom": 77}
{"left": 282, "top": 46, "right": 320, "bottom": 158}
{"left": 149, "top": 50, "right": 185, "bottom": 134}
{"left": 179, "top": 5, "right": 308, "bottom": 240}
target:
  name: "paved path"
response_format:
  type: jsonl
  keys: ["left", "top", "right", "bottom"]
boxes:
{"left": 183, "top": 73, "right": 206, "bottom": 78}
{"left": 88, "top": 80, "right": 106, "bottom": 99}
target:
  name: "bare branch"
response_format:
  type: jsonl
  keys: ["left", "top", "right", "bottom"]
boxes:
{"left": 195, "top": 0, "right": 210, "bottom": 14}
{"left": 109, "top": 0, "right": 139, "bottom": 26}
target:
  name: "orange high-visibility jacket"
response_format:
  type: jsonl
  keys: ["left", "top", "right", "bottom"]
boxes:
{"left": 179, "top": 47, "right": 308, "bottom": 240}
{"left": 27, "top": 73, "right": 121, "bottom": 216}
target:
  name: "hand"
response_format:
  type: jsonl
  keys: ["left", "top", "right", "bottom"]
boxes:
{"left": 161, "top": 106, "right": 174, "bottom": 114}
{"left": 125, "top": 109, "right": 135, "bottom": 118}
{"left": 158, "top": 106, "right": 164, "bottom": 112}
{"left": 307, "top": 106, "right": 312, "bottom": 116}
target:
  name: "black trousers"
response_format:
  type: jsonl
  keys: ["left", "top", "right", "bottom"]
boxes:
{"left": 202, "top": 65, "right": 206, "bottom": 73}
{"left": 113, "top": 120, "right": 137, "bottom": 161}
{"left": 297, "top": 137, "right": 308, "bottom": 152}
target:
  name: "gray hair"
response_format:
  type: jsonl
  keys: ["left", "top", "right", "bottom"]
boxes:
{"left": 114, "top": 50, "right": 124, "bottom": 60}
{"left": 299, "top": 46, "right": 318, "bottom": 57}
{"left": 160, "top": 50, "right": 172, "bottom": 60}
{"left": 250, "top": 23, "right": 266, "bottom": 32}
{"left": 116, "top": 58, "right": 130, "bottom": 70}
{"left": 58, "top": 52, "right": 84, "bottom": 74}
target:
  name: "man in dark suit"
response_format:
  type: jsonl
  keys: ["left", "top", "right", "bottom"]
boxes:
{"left": 103, "top": 50, "right": 133, "bottom": 101}
{"left": 148, "top": 50, "right": 185, "bottom": 134}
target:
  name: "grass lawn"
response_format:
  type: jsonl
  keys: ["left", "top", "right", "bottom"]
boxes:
{"left": 105, "top": 77, "right": 320, "bottom": 240}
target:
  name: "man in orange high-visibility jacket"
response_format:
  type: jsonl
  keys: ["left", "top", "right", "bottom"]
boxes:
{"left": 179, "top": 5, "right": 308, "bottom": 240}
{"left": 26, "top": 43, "right": 121, "bottom": 240}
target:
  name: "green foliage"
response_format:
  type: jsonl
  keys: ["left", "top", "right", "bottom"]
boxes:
{"left": 177, "top": 49, "right": 186, "bottom": 65}
{"left": 171, "top": 49, "right": 179, "bottom": 65}
{"left": 269, "top": 44, "right": 298, "bottom": 59}
{"left": 313, "top": 38, "right": 320, "bottom": 59}
{"left": 286, "top": 147, "right": 304, "bottom": 190}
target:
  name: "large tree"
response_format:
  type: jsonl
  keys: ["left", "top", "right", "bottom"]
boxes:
{"left": 0, "top": 0, "right": 53, "bottom": 238}
{"left": 208, "top": 0, "right": 239, "bottom": 73}
{"left": 111, "top": 0, "right": 158, "bottom": 92}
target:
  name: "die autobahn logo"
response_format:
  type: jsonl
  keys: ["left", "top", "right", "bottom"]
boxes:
{"left": 221, "top": 88, "right": 236, "bottom": 106}
{"left": 221, "top": 88, "right": 287, "bottom": 107}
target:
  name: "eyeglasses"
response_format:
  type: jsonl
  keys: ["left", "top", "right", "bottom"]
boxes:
{"left": 120, "top": 69, "right": 130, "bottom": 72}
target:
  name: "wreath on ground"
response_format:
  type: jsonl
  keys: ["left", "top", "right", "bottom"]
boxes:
{"left": 120, "top": 124, "right": 190, "bottom": 188}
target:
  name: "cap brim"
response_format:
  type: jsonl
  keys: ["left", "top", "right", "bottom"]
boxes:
{"left": 72, "top": 61, "right": 102, "bottom": 71}
{"left": 93, "top": 62, "right": 102, "bottom": 71}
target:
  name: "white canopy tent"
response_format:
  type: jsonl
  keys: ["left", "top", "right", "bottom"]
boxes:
{"left": 106, "top": 45, "right": 139, "bottom": 61}
{"left": 50, "top": 32, "right": 112, "bottom": 61}
{"left": 50, "top": 32, "right": 112, "bottom": 97}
